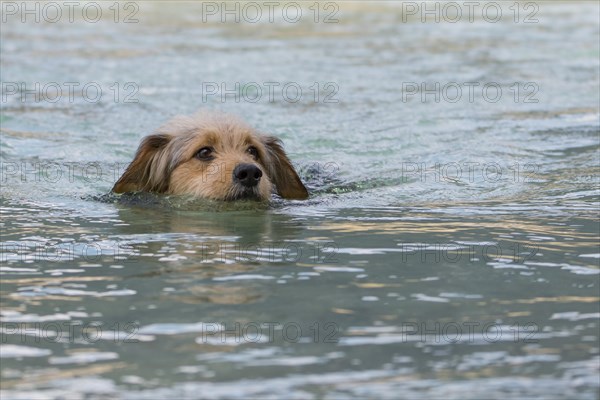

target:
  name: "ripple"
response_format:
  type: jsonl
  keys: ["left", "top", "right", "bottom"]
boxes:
{"left": 138, "top": 322, "right": 224, "bottom": 335}
{"left": 212, "top": 274, "right": 275, "bottom": 281}
{"left": 49, "top": 352, "right": 119, "bottom": 365}
{"left": 0, "top": 345, "right": 52, "bottom": 358}
{"left": 12, "top": 287, "right": 136, "bottom": 298}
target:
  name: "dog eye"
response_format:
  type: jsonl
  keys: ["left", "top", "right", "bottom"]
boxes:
{"left": 195, "top": 147, "right": 214, "bottom": 160}
{"left": 247, "top": 146, "right": 259, "bottom": 159}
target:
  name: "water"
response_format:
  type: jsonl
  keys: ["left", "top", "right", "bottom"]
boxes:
{"left": 1, "top": 2, "right": 599, "bottom": 399}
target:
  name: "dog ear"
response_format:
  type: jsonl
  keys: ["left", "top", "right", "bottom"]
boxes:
{"left": 261, "top": 136, "right": 309, "bottom": 200}
{"left": 112, "top": 134, "right": 172, "bottom": 193}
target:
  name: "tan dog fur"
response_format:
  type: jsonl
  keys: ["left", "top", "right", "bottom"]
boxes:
{"left": 112, "top": 112, "right": 308, "bottom": 201}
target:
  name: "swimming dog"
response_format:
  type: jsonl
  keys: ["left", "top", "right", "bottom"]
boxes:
{"left": 112, "top": 112, "right": 308, "bottom": 201}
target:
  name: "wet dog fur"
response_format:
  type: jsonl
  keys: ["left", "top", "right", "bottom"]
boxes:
{"left": 112, "top": 112, "right": 308, "bottom": 201}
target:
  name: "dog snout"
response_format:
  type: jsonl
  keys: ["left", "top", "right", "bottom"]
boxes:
{"left": 233, "top": 163, "right": 263, "bottom": 188}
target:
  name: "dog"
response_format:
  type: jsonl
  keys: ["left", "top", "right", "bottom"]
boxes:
{"left": 112, "top": 111, "right": 308, "bottom": 201}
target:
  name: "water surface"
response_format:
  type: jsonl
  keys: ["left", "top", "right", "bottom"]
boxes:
{"left": 1, "top": 2, "right": 599, "bottom": 399}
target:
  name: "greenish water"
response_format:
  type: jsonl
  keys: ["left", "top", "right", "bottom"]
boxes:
{"left": 1, "top": 2, "right": 599, "bottom": 399}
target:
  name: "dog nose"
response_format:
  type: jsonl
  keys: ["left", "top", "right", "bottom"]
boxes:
{"left": 233, "top": 164, "right": 263, "bottom": 188}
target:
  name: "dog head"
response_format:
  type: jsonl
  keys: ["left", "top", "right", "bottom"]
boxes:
{"left": 112, "top": 112, "right": 308, "bottom": 201}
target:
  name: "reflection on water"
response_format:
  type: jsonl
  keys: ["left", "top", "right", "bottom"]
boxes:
{"left": 1, "top": 1, "right": 599, "bottom": 399}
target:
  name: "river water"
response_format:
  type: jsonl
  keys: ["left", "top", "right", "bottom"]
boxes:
{"left": 1, "top": 1, "right": 599, "bottom": 399}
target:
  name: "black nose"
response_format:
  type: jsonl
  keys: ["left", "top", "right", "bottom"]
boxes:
{"left": 233, "top": 164, "right": 262, "bottom": 188}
